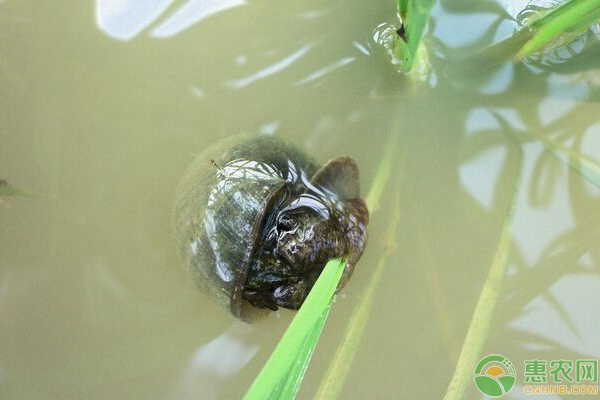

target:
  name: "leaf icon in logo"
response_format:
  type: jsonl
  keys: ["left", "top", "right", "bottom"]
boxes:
{"left": 474, "top": 375, "right": 504, "bottom": 397}
{"left": 473, "top": 355, "right": 517, "bottom": 397}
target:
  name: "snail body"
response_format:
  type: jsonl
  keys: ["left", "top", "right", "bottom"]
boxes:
{"left": 173, "top": 135, "right": 368, "bottom": 322}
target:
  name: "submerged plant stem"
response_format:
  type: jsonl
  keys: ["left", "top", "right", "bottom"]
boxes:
{"left": 315, "top": 189, "right": 401, "bottom": 400}
{"left": 0, "top": 179, "right": 45, "bottom": 198}
{"left": 524, "top": 131, "right": 600, "bottom": 190}
{"left": 365, "top": 135, "right": 399, "bottom": 212}
{"left": 316, "top": 135, "right": 403, "bottom": 399}
{"left": 443, "top": 146, "right": 523, "bottom": 400}
{"left": 246, "top": 132, "right": 400, "bottom": 400}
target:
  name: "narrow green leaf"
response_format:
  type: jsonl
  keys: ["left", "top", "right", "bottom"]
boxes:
{"left": 276, "top": 303, "right": 332, "bottom": 399}
{"left": 443, "top": 140, "right": 523, "bottom": 400}
{"left": 458, "top": 0, "right": 600, "bottom": 74}
{"left": 245, "top": 132, "right": 400, "bottom": 399}
{"left": 393, "top": 0, "right": 435, "bottom": 72}
{"left": 244, "top": 258, "right": 347, "bottom": 400}
{"left": 316, "top": 135, "right": 403, "bottom": 399}
{"left": 0, "top": 179, "right": 44, "bottom": 198}
{"left": 315, "top": 259, "right": 386, "bottom": 398}
{"left": 516, "top": 0, "right": 600, "bottom": 60}
{"left": 397, "top": 0, "right": 408, "bottom": 19}
{"left": 526, "top": 131, "right": 600, "bottom": 190}
{"left": 316, "top": 190, "right": 401, "bottom": 400}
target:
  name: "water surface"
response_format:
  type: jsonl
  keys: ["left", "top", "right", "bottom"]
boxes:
{"left": 1, "top": 0, "right": 599, "bottom": 399}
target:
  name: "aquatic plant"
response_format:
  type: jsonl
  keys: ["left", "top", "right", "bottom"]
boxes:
{"left": 244, "top": 133, "right": 398, "bottom": 400}
{"left": 392, "top": 0, "right": 600, "bottom": 72}
{"left": 392, "top": 0, "right": 435, "bottom": 72}
{"left": 245, "top": 0, "right": 600, "bottom": 398}
{"left": 0, "top": 179, "right": 45, "bottom": 199}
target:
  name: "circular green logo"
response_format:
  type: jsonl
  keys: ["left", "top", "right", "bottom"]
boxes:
{"left": 473, "top": 354, "right": 516, "bottom": 397}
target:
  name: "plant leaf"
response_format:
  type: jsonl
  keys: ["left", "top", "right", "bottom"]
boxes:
{"left": 364, "top": 134, "right": 398, "bottom": 212}
{"left": 245, "top": 132, "right": 400, "bottom": 399}
{"left": 457, "top": 0, "right": 600, "bottom": 74}
{"left": 393, "top": 0, "right": 436, "bottom": 72}
{"left": 443, "top": 135, "right": 523, "bottom": 400}
{"left": 316, "top": 136, "right": 403, "bottom": 399}
{"left": 516, "top": 0, "right": 600, "bottom": 60}
{"left": 244, "top": 258, "right": 346, "bottom": 400}
{"left": 0, "top": 179, "right": 44, "bottom": 198}
{"left": 525, "top": 131, "right": 600, "bottom": 190}
{"left": 315, "top": 189, "right": 402, "bottom": 400}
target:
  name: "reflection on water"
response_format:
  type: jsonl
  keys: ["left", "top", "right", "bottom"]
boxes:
{"left": 509, "top": 274, "right": 600, "bottom": 357}
{"left": 96, "top": 0, "right": 174, "bottom": 40}
{"left": 1, "top": 0, "right": 599, "bottom": 399}
{"left": 226, "top": 43, "right": 315, "bottom": 89}
{"left": 150, "top": 0, "right": 246, "bottom": 39}
{"left": 172, "top": 322, "right": 259, "bottom": 400}
{"left": 96, "top": 0, "right": 245, "bottom": 40}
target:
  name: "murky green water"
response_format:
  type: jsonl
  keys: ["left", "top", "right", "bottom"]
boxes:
{"left": 1, "top": 0, "right": 599, "bottom": 399}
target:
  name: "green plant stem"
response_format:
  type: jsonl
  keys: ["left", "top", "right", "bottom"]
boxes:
{"left": 315, "top": 135, "right": 403, "bottom": 399}
{"left": 393, "top": 0, "right": 435, "bottom": 72}
{"left": 315, "top": 189, "right": 401, "bottom": 399}
{"left": 364, "top": 135, "right": 398, "bottom": 212}
{"left": 244, "top": 259, "right": 347, "bottom": 400}
{"left": 314, "top": 259, "right": 386, "bottom": 398}
{"left": 443, "top": 148, "right": 523, "bottom": 400}
{"left": 524, "top": 131, "right": 600, "bottom": 190}
{"left": 0, "top": 179, "right": 45, "bottom": 198}
{"left": 457, "top": 0, "right": 600, "bottom": 74}
{"left": 277, "top": 300, "right": 333, "bottom": 399}
{"left": 245, "top": 130, "right": 401, "bottom": 400}
{"left": 517, "top": 0, "right": 600, "bottom": 60}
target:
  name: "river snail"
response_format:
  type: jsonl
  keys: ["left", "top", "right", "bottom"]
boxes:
{"left": 173, "top": 135, "right": 369, "bottom": 322}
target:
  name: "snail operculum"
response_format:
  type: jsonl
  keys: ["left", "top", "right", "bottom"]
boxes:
{"left": 240, "top": 156, "right": 369, "bottom": 311}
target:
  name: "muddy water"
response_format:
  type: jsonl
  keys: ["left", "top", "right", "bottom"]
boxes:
{"left": 1, "top": 0, "right": 599, "bottom": 399}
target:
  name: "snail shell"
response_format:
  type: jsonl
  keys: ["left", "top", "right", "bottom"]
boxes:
{"left": 173, "top": 135, "right": 368, "bottom": 322}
